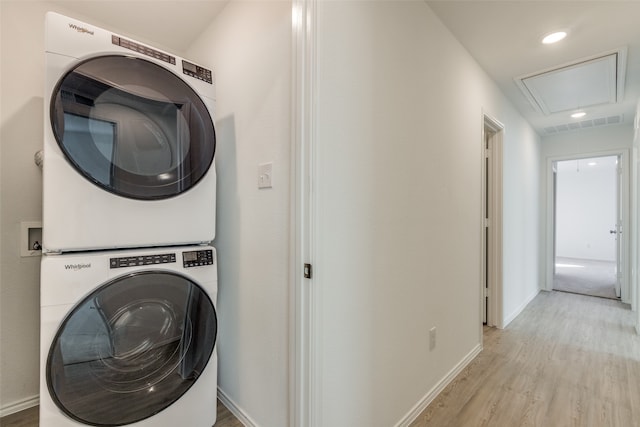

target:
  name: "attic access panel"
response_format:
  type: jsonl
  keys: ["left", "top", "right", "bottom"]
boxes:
{"left": 515, "top": 49, "right": 626, "bottom": 115}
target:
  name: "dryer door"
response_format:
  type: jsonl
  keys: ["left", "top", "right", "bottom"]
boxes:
{"left": 46, "top": 272, "right": 217, "bottom": 426}
{"left": 50, "top": 55, "right": 215, "bottom": 200}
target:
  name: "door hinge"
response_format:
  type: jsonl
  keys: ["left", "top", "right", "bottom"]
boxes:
{"left": 484, "top": 287, "right": 490, "bottom": 298}
{"left": 304, "top": 263, "right": 312, "bottom": 279}
{"left": 484, "top": 218, "right": 490, "bottom": 228}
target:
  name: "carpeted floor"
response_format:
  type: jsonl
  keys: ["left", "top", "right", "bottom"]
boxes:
{"left": 553, "top": 257, "right": 618, "bottom": 299}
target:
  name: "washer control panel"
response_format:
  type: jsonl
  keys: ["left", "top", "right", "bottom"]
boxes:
{"left": 182, "top": 249, "right": 214, "bottom": 268}
{"left": 110, "top": 253, "right": 176, "bottom": 269}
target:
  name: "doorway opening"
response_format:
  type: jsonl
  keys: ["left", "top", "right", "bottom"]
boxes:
{"left": 482, "top": 115, "right": 503, "bottom": 328}
{"left": 545, "top": 150, "right": 630, "bottom": 304}
{"left": 552, "top": 155, "right": 622, "bottom": 300}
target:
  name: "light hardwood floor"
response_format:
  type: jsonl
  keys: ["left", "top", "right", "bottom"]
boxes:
{"left": 411, "top": 290, "right": 640, "bottom": 427}
{"left": 0, "top": 399, "right": 241, "bottom": 427}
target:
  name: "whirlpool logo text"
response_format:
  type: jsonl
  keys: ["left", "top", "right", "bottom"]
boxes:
{"left": 68, "top": 23, "right": 94, "bottom": 35}
{"left": 64, "top": 263, "right": 92, "bottom": 271}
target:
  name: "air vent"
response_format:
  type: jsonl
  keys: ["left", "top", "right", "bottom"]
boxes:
{"left": 516, "top": 48, "right": 627, "bottom": 115}
{"left": 543, "top": 115, "right": 624, "bottom": 135}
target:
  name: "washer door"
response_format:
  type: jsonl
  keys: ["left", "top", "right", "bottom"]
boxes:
{"left": 50, "top": 55, "right": 215, "bottom": 200}
{"left": 47, "top": 272, "right": 217, "bottom": 426}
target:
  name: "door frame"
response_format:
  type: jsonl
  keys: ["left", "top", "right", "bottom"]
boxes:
{"left": 481, "top": 113, "right": 504, "bottom": 329}
{"left": 291, "top": 0, "right": 319, "bottom": 425}
{"left": 544, "top": 149, "right": 631, "bottom": 304}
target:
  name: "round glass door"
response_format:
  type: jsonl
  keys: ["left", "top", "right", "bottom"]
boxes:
{"left": 47, "top": 272, "right": 217, "bottom": 426}
{"left": 51, "top": 55, "right": 216, "bottom": 200}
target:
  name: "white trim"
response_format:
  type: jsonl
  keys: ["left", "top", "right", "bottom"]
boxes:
{"left": 393, "top": 344, "right": 482, "bottom": 427}
{"left": 217, "top": 388, "right": 257, "bottom": 427}
{"left": 482, "top": 113, "right": 504, "bottom": 329}
{"left": 291, "top": 0, "right": 319, "bottom": 426}
{"left": 0, "top": 395, "right": 39, "bottom": 418}
{"left": 544, "top": 149, "right": 631, "bottom": 304}
{"left": 632, "top": 145, "right": 639, "bottom": 332}
{"left": 503, "top": 289, "right": 541, "bottom": 327}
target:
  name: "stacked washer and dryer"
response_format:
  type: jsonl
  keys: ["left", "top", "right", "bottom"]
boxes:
{"left": 40, "top": 12, "right": 219, "bottom": 427}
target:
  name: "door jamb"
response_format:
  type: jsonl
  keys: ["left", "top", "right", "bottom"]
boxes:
{"left": 291, "top": 1, "right": 318, "bottom": 426}
{"left": 481, "top": 113, "right": 504, "bottom": 329}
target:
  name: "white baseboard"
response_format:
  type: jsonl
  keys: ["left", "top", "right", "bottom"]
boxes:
{"left": 394, "top": 343, "right": 482, "bottom": 427}
{"left": 218, "top": 387, "right": 258, "bottom": 427}
{"left": 0, "top": 395, "right": 39, "bottom": 418}
{"left": 503, "top": 288, "right": 540, "bottom": 328}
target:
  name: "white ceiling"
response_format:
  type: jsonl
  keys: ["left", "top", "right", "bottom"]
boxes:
{"left": 48, "top": 0, "right": 229, "bottom": 54}
{"left": 426, "top": 1, "right": 640, "bottom": 135}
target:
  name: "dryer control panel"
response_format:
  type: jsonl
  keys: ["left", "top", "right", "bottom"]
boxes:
{"left": 183, "top": 249, "right": 214, "bottom": 268}
{"left": 182, "top": 60, "right": 213, "bottom": 84}
{"left": 112, "top": 35, "right": 176, "bottom": 65}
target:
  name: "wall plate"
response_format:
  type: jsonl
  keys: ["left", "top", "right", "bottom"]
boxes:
{"left": 21, "top": 221, "right": 42, "bottom": 257}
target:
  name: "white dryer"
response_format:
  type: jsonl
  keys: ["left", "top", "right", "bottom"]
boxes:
{"left": 40, "top": 245, "right": 218, "bottom": 427}
{"left": 43, "top": 12, "right": 217, "bottom": 252}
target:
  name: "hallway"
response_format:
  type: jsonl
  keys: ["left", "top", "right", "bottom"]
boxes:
{"left": 411, "top": 291, "right": 640, "bottom": 427}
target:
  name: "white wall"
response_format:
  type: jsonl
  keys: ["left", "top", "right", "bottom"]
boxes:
{"left": 541, "top": 125, "right": 633, "bottom": 158}
{"left": 556, "top": 159, "right": 617, "bottom": 261}
{"left": 501, "top": 104, "right": 542, "bottom": 326}
{"left": 186, "top": 2, "right": 292, "bottom": 426}
{"left": 0, "top": 1, "right": 47, "bottom": 412}
{"left": 313, "top": 1, "right": 541, "bottom": 425}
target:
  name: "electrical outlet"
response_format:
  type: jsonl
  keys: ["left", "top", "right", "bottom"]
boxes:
{"left": 429, "top": 327, "right": 437, "bottom": 351}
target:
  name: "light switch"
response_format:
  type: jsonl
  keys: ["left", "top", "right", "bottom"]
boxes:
{"left": 258, "top": 162, "right": 273, "bottom": 189}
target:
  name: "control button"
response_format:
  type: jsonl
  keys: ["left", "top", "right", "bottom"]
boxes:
{"left": 111, "top": 34, "right": 176, "bottom": 65}
{"left": 109, "top": 252, "right": 176, "bottom": 268}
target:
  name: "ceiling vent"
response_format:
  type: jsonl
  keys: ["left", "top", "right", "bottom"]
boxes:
{"left": 515, "top": 48, "right": 627, "bottom": 115}
{"left": 543, "top": 114, "right": 624, "bottom": 135}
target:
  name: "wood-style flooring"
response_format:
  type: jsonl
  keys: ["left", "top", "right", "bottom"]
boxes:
{"left": 0, "top": 399, "right": 241, "bottom": 427}
{"left": 411, "top": 290, "right": 640, "bottom": 427}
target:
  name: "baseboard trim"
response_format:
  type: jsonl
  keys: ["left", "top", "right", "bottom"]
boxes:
{"left": 503, "top": 288, "right": 540, "bottom": 327}
{"left": 394, "top": 343, "right": 482, "bottom": 427}
{"left": 218, "top": 387, "right": 258, "bottom": 427}
{"left": 0, "top": 395, "right": 39, "bottom": 418}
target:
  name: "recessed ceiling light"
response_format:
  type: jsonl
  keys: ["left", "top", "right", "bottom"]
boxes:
{"left": 571, "top": 111, "right": 586, "bottom": 119}
{"left": 542, "top": 31, "right": 567, "bottom": 44}
{"left": 588, "top": 162, "right": 597, "bottom": 166}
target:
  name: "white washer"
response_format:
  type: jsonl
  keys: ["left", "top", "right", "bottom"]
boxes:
{"left": 43, "top": 12, "right": 217, "bottom": 253}
{"left": 40, "top": 246, "right": 218, "bottom": 427}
